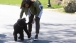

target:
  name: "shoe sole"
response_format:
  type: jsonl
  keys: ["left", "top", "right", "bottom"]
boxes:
{"left": 33, "top": 39, "right": 38, "bottom": 41}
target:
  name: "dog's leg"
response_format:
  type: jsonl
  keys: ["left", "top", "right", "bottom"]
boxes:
{"left": 20, "top": 32, "right": 24, "bottom": 41}
{"left": 13, "top": 32, "right": 17, "bottom": 41}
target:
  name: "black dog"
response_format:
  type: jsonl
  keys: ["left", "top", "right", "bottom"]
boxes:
{"left": 13, "top": 18, "right": 30, "bottom": 41}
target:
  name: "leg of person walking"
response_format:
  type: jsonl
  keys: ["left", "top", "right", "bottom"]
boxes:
{"left": 34, "top": 17, "right": 40, "bottom": 40}
{"left": 34, "top": 9, "right": 42, "bottom": 41}
{"left": 28, "top": 14, "right": 34, "bottom": 38}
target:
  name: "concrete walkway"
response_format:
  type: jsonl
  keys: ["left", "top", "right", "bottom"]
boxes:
{"left": 0, "top": 4, "right": 76, "bottom": 43}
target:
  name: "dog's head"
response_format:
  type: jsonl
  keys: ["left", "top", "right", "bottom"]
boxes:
{"left": 17, "top": 18, "right": 26, "bottom": 26}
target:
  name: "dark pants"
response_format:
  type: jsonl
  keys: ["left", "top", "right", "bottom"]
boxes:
{"left": 28, "top": 14, "right": 40, "bottom": 34}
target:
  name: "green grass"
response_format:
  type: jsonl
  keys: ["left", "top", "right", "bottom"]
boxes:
{"left": 51, "top": 4, "right": 62, "bottom": 8}
{"left": 0, "top": 0, "right": 62, "bottom": 8}
{"left": 40, "top": 0, "right": 48, "bottom": 8}
{"left": 0, "top": 0, "right": 22, "bottom": 6}
{"left": 40, "top": 0, "right": 62, "bottom": 8}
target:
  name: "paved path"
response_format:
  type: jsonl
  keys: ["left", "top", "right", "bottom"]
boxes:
{"left": 0, "top": 4, "right": 76, "bottom": 43}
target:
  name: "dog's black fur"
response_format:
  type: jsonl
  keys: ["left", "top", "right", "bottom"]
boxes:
{"left": 13, "top": 18, "right": 30, "bottom": 41}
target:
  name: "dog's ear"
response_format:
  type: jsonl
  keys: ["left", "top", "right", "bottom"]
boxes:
{"left": 17, "top": 18, "right": 22, "bottom": 21}
{"left": 22, "top": 18, "right": 26, "bottom": 21}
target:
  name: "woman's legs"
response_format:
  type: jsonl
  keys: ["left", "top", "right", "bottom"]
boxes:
{"left": 28, "top": 14, "right": 34, "bottom": 37}
{"left": 34, "top": 17, "right": 40, "bottom": 40}
{"left": 28, "top": 14, "right": 41, "bottom": 40}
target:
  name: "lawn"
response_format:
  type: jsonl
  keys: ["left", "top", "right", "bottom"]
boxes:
{"left": 40, "top": 0, "right": 62, "bottom": 8}
{"left": 0, "top": 0, "right": 62, "bottom": 8}
{"left": 0, "top": 0, "right": 22, "bottom": 5}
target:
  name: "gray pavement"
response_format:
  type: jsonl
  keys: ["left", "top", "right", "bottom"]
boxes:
{"left": 0, "top": 4, "right": 76, "bottom": 43}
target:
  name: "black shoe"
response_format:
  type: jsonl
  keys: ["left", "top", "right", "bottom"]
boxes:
{"left": 18, "top": 37, "right": 24, "bottom": 41}
{"left": 34, "top": 35, "right": 38, "bottom": 41}
{"left": 28, "top": 37, "right": 31, "bottom": 40}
